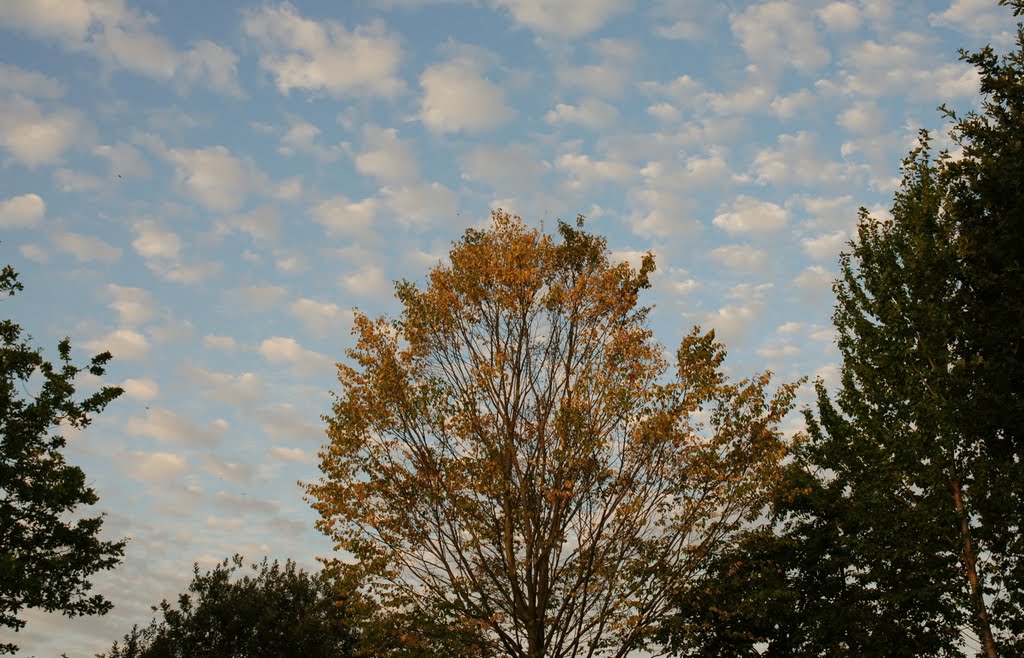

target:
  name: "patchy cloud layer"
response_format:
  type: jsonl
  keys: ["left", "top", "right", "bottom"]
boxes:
{"left": 0, "top": 0, "right": 1002, "bottom": 654}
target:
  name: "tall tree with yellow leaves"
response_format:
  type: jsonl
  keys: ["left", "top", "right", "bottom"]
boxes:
{"left": 308, "top": 212, "right": 799, "bottom": 658}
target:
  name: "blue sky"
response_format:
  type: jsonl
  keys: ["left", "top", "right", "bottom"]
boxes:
{"left": 0, "top": 0, "right": 1013, "bottom": 654}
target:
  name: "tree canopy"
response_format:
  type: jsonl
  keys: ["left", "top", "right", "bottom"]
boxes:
{"left": 659, "top": 4, "right": 1024, "bottom": 656}
{"left": 307, "top": 212, "right": 799, "bottom": 658}
{"left": 1, "top": 262, "right": 125, "bottom": 655}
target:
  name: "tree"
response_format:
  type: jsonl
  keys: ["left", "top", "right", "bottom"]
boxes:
{"left": 98, "top": 556, "right": 363, "bottom": 658}
{"left": 1, "top": 262, "right": 125, "bottom": 655}
{"left": 307, "top": 212, "right": 799, "bottom": 658}
{"left": 660, "top": 4, "right": 1024, "bottom": 654}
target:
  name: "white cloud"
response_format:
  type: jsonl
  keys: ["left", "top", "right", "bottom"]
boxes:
{"left": 460, "top": 143, "right": 549, "bottom": 194}
{"left": 802, "top": 230, "right": 848, "bottom": 261}
{"left": 419, "top": 57, "right": 514, "bottom": 134}
{"left": 94, "top": 143, "right": 151, "bottom": 178}
{"left": 105, "top": 284, "right": 156, "bottom": 326}
{"left": 491, "top": 0, "right": 631, "bottom": 38}
{"left": 267, "top": 446, "right": 308, "bottom": 463}
{"left": 52, "top": 232, "right": 122, "bottom": 264}
{"left": 557, "top": 152, "right": 636, "bottom": 191}
{"left": 312, "top": 195, "right": 379, "bottom": 238}
{"left": 132, "top": 219, "right": 181, "bottom": 261}
{"left": 243, "top": 4, "right": 403, "bottom": 98}
{"left": 53, "top": 168, "right": 105, "bottom": 193}
{"left": 18, "top": 244, "right": 48, "bottom": 263}
{"left": 930, "top": 0, "right": 1011, "bottom": 41}
{"left": 837, "top": 100, "right": 883, "bottom": 134}
{"left": 647, "top": 102, "right": 682, "bottom": 122}
{"left": 0, "top": 193, "right": 45, "bottom": 229}
{"left": 712, "top": 196, "right": 788, "bottom": 234}
{"left": 545, "top": 97, "right": 619, "bottom": 129}
{"left": 127, "top": 407, "right": 229, "bottom": 447}
{"left": 382, "top": 182, "right": 459, "bottom": 226}
{"left": 840, "top": 36, "right": 980, "bottom": 100}
{"left": 123, "top": 451, "right": 188, "bottom": 483}
{"left": 0, "top": 63, "right": 64, "bottom": 98}
{"left": 0, "top": 97, "right": 90, "bottom": 168}
{"left": 340, "top": 264, "right": 392, "bottom": 298}
{"left": 710, "top": 244, "right": 769, "bottom": 273}
{"left": 255, "top": 403, "right": 322, "bottom": 443}
{"left": 167, "top": 145, "right": 267, "bottom": 213}
{"left": 794, "top": 265, "right": 836, "bottom": 304}
{"left": 354, "top": 125, "right": 419, "bottom": 184}
{"left": 278, "top": 118, "right": 342, "bottom": 162}
{"left": 817, "top": 2, "right": 861, "bottom": 32}
{"left": 184, "top": 365, "right": 267, "bottom": 406}
{"left": 237, "top": 284, "right": 288, "bottom": 312}
{"left": 202, "top": 334, "right": 237, "bottom": 352}
{"left": 730, "top": 1, "right": 830, "bottom": 75}
{"left": 289, "top": 298, "right": 342, "bottom": 336}
{"left": 85, "top": 329, "right": 150, "bottom": 360}
{"left": 0, "top": 1, "right": 240, "bottom": 92}
{"left": 258, "top": 336, "right": 333, "bottom": 375}
{"left": 556, "top": 38, "right": 637, "bottom": 98}
{"left": 752, "top": 132, "right": 848, "bottom": 187}
{"left": 121, "top": 378, "right": 160, "bottom": 400}
{"left": 217, "top": 206, "right": 281, "bottom": 243}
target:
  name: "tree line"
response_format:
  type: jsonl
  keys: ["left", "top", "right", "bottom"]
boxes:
{"left": 3, "top": 2, "right": 1022, "bottom": 655}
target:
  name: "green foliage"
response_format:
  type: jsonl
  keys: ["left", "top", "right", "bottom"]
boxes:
{"left": 0, "top": 262, "right": 125, "bottom": 655}
{"left": 660, "top": 5, "right": 1024, "bottom": 656}
{"left": 97, "top": 556, "right": 362, "bottom": 658}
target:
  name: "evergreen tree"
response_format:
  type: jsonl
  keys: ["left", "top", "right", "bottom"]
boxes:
{"left": 661, "top": 3, "right": 1024, "bottom": 655}
{"left": 1, "top": 263, "right": 125, "bottom": 655}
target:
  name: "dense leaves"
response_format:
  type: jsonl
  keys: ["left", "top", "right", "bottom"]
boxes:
{"left": 97, "top": 556, "right": 362, "bottom": 658}
{"left": 0, "top": 263, "right": 125, "bottom": 655}
{"left": 661, "top": 4, "right": 1024, "bottom": 656}
{"left": 308, "top": 212, "right": 798, "bottom": 658}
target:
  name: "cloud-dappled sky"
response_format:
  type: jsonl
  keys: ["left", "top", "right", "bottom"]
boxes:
{"left": 0, "top": 0, "right": 1014, "bottom": 654}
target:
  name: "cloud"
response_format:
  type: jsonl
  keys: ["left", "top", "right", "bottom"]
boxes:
{"left": 556, "top": 153, "right": 635, "bottom": 191}
{"left": 0, "top": 193, "right": 45, "bottom": 229}
{"left": 267, "top": 446, "right": 309, "bottom": 463}
{"left": 254, "top": 403, "right": 323, "bottom": 443}
{"left": 840, "top": 36, "right": 980, "bottom": 100}
{"left": 752, "top": 132, "right": 849, "bottom": 188}
{"left": 419, "top": 57, "right": 514, "bottom": 134}
{"left": 105, "top": 284, "right": 157, "bottom": 326}
{"left": 85, "top": 329, "right": 150, "bottom": 360}
{"left": 121, "top": 378, "right": 160, "bottom": 401}
{"left": 712, "top": 196, "right": 788, "bottom": 234}
{"left": 277, "top": 118, "right": 342, "bottom": 162}
{"left": 202, "top": 335, "right": 237, "bottom": 353}
{"left": 802, "top": 230, "right": 848, "bottom": 261}
{"left": 258, "top": 336, "right": 333, "bottom": 376}
{"left": 122, "top": 451, "right": 189, "bottom": 483}
{"left": 127, "top": 407, "right": 229, "bottom": 447}
{"left": 340, "top": 264, "right": 392, "bottom": 298}
{"left": 0, "top": 97, "right": 90, "bottom": 168}
{"left": 0, "top": 1, "right": 240, "bottom": 93}
{"left": 201, "top": 454, "right": 254, "bottom": 484}
{"left": 354, "top": 124, "right": 419, "bottom": 184}
{"left": 289, "top": 298, "right": 343, "bottom": 336}
{"left": 243, "top": 4, "right": 403, "bottom": 98}
{"left": 817, "top": 2, "right": 861, "bottom": 32}
{"left": 167, "top": 145, "right": 267, "bottom": 213}
{"left": 793, "top": 265, "right": 836, "bottom": 304}
{"left": 710, "top": 244, "right": 769, "bottom": 273}
{"left": 460, "top": 143, "right": 549, "bottom": 195}
{"left": 556, "top": 38, "right": 636, "bottom": 98}
{"left": 382, "top": 182, "right": 458, "bottom": 226}
{"left": 311, "top": 195, "right": 379, "bottom": 238}
{"left": 52, "top": 232, "right": 122, "bottom": 264}
{"left": 131, "top": 219, "right": 219, "bottom": 285}
{"left": 545, "top": 97, "right": 619, "bottom": 129}
{"left": 0, "top": 63, "right": 65, "bottom": 98}
{"left": 184, "top": 365, "right": 267, "bottom": 406}
{"left": 730, "top": 1, "right": 830, "bottom": 75}
{"left": 236, "top": 284, "right": 288, "bottom": 312}
{"left": 647, "top": 102, "right": 682, "bottom": 122}
{"left": 94, "top": 143, "right": 151, "bottom": 178}
{"left": 491, "top": 0, "right": 631, "bottom": 38}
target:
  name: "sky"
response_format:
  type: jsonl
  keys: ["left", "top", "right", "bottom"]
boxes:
{"left": 0, "top": 0, "right": 1015, "bottom": 654}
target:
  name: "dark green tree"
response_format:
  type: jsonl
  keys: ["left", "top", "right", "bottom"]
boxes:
{"left": 660, "top": 3, "right": 1024, "bottom": 655}
{"left": 1, "top": 263, "right": 125, "bottom": 655}
{"left": 97, "top": 556, "right": 363, "bottom": 658}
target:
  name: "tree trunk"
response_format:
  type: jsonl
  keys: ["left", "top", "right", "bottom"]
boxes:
{"left": 950, "top": 466, "right": 998, "bottom": 658}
